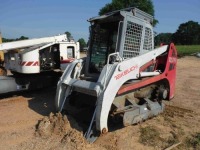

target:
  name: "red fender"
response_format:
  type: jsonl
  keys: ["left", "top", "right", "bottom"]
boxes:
{"left": 118, "top": 43, "right": 177, "bottom": 100}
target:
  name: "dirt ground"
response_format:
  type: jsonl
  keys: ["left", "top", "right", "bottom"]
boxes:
{"left": 0, "top": 56, "right": 200, "bottom": 150}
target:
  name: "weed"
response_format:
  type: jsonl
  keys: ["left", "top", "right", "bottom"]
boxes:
{"left": 139, "top": 126, "right": 180, "bottom": 149}
{"left": 185, "top": 133, "right": 200, "bottom": 149}
{"left": 139, "top": 126, "right": 163, "bottom": 148}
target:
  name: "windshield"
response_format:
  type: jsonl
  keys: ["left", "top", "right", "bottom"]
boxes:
{"left": 89, "top": 22, "right": 118, "bottom": 73}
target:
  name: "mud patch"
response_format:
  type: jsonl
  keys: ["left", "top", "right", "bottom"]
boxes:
{"left": 36, "top": 112, "right": 87, "bottom": 150}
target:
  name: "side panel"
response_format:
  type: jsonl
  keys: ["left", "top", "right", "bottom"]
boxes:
{"left": 21, "top": 50, "right": 40, "bottom": 73}
{"left": 59, "top": 43, "right": 68, "bottom": 60}
{"left": 59, "top": 42, "right": 80, "bottom": 71}
{"left": 117, "top": 43, "right": 177, "bottom": 99}
{"left": 5, "top": 52, "right": 20, "bottom": 72}
{"left": 60, "top": 43, "right": 80, "bottom": 60}
{"left": 119, "top": 14, "right": 154, "bottom": 59}
{"left": 165, "top": 43, "right": 177, "bottom": 99}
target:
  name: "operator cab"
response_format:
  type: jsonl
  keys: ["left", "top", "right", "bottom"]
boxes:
{"left": 85, "top": 8, "right": 154, "bottom": 79}
{"left": 89, "top": 22, "right": 121, "bottom": 73}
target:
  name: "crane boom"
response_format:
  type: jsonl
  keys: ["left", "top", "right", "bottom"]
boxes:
{"left": 0, "top": 34, "right": 67, "bottom": 51}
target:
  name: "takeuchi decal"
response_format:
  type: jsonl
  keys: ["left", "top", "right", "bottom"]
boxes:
{"left": 115, "top": 65, "right": 138, "bottom": 80}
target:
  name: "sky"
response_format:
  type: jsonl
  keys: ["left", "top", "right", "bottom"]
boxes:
{"left": 0, "top": 0, "right": 199, "bottom": 41}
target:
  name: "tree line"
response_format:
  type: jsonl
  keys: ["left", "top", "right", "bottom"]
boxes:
{"left": 98, "top": 0, "right": 200, "bottom": 46}
{"left": 2, "top": 36, "right": 29, "bottom": 42}
{"left": 155, "top": 21, "right": 200, "bottom": 46}
{"left": 2, "top": 32, "right": 87, "bottom": 51}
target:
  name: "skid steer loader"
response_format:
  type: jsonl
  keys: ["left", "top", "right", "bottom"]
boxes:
{"left": 55, "top": 7, "right": 177, "bottom": 143}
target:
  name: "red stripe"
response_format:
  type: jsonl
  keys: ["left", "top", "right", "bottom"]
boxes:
{"left": 61, "top": 58, "right": 75, "bottom": 64}
{"left": 139, "top": 60, "right": 156, "bottom": 72}
{"left": 20, "top": 61, "right": 39, "bottom": 66}
{"left": 26, "top": 61, "right": 34, "bottom": 66}
{"left": 21, "top": 61, "right": 26, "bottom": 66}
{"left": 117, "top": 74, "right": 164, "bottom": 95}
{"left": 32, "top": 61, "right": 39, "bottom": 66}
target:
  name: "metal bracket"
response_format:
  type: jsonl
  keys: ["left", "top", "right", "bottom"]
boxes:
{"left": 123, "top": 99, "right": 165, "bottom": 126}
{"left": 84, "top": 107, "right": 99, "bottom": 143}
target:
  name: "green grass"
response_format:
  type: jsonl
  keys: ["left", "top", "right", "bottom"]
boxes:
{"left": 139, "top": 126, "right": 162, "bottom": 147}
{"left": 139, "top": 126, "right": 179, "bottom": 149}
{"left": 184, "top": 133, "right": 200, "bottom": 149}
{"left": 175, "top": 45, "right": 200, "bottom": 56}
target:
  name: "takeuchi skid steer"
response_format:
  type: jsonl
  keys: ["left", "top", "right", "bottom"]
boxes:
{"left": 55, "top": 8, "right": 177, "bottom": 143}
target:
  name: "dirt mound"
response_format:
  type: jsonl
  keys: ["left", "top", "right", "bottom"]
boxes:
{"left": 61, "top": 129, "right": 86, "bottom": 149}
{"left": 36, "top": 112, "right": 87, "bottom": 150}
{"left": 36, "top": 112, "right": 69, "bottom": 137}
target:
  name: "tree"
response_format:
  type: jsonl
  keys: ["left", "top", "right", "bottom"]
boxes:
{"left": 2, "top": 36, "right": 29, "bottom": 42}
{"left": 16, "top": 36, "right": 29, "bottom": 41}
{"left": 99, "top": 0, "right": 158, "bottom": 26}
{"left": 78, "top": 38, "right": 87, "bottom": 51}
{"left": 155, "top": 33, "right": 173, "bottom": 46}
{"left": 65, "top": 31, "right": 71, "bottom": 38}
{"left": 172, "top": 21, "right": 200, "bottom": 45}
{"left": 2, "top": 38, "right": 14, "bottom": 42}
{"left": 64, "top": 31, "right": 74, "bottom": 41}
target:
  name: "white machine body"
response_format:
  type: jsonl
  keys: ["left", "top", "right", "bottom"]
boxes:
{"left": 0, "top": 34, "right": 80, "bottom": 73}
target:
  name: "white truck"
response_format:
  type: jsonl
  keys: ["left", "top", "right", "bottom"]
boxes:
{"left": 0, "top": 34, "right": 80, "bottom": 94}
